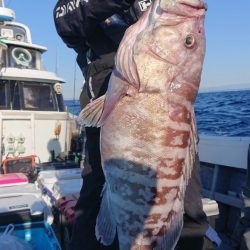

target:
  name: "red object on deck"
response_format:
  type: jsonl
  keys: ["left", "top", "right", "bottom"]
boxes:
{"left": 56, "top": 193, "right": 80, "bottom": 224}
{"left": 0, "top": 173, "right": 28, "bottom": 187}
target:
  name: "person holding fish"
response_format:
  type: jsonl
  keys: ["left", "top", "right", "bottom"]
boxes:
{"left": 54, "top": 0, "right": 221, "bottom": 249}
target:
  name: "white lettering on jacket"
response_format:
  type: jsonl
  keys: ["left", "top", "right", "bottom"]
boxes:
{"left": 138, "top": 0, "right": 152, "bottom": 11}
{"left": 55, "top": 0, "right": 88, "bottom": 18}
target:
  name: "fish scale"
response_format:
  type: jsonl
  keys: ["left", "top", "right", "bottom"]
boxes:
{"left": 78, "top": 0, "right": 207, "bottom": 249}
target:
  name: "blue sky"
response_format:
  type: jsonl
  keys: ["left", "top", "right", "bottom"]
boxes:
{"left": 3, "top": 0, "right": 250, "bottom": 99}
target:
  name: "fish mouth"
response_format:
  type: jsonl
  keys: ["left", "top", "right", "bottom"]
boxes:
{"left": 160, "top": 0, "right": 207, "bottom": 17}
{"left": 178, "top": 0, "right": 208, "bottom": 11}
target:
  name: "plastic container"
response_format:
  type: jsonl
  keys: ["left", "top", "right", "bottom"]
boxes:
{"left": 36, "top": 169, "right": 82, "bottom": 203}
{"left": 0, "top": 184, "right": 53, "bottom": 225}
{"left": 37, "top": 168, "right": 82, "bottom": 184}
{"left": 0, "top": 221, "right": 61, "bottom": 250}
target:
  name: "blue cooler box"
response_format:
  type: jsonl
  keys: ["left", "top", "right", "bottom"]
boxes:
{"left": 0, "top": 221, "right": 61, "bottom": 250}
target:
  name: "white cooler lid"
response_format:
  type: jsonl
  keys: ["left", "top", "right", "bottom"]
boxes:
{"left": 202, "top": 198, "right": 219, "bottom": 217}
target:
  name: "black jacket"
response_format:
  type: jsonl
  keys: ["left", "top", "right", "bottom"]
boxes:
{"left": 53, "top": 0, "right": 150, "bottom": 74}
{"left": 54, "top": 0, "right": 151, "bottom": 107}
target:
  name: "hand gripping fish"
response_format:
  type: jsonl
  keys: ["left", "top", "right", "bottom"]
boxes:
{"left": 78, "top": 0, "right": 207, "bottom": 249}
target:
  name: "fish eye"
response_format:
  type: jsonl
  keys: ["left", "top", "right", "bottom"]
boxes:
{"left": 185, "top": 34, "right": 195, "bottom": 48}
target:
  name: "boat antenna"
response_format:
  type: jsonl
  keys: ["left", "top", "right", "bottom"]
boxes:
{"left": 1, "top": 0, "right": 5, "bottom": 8}
{"left": 55, "top": 47, "right": 58, "bottom": 75}
{"left": 73, "top": 59, "right": 76, "bottom": 104}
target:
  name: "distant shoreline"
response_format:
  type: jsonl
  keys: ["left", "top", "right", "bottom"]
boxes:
{"left": 199, "top": 85, "right": 250, "bottom": 93}
{"left": 64, "top": 88, "right": 250, "bottom": 100}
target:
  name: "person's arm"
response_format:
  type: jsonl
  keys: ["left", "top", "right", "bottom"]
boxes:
{"left": 86, "top": 0, "right": 135, "bottom": 22}
{"left": 53, "top": 0, "right": 136, "bottom": 72}
{"left": 54, "top": 0, "right": 135, "bottom": 48}
{"left": 82, "top": 0, "right": 136, "bottom": 38}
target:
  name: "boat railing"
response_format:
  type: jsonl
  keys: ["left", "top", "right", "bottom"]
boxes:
{"left": 243, "top": 144, "right": 250, "bottom": 197}
{"left": 199, "top": 135, "right": 250, "bottom": 170}
{"left": 199, "top": 135, "right": 250, "bottom": 209}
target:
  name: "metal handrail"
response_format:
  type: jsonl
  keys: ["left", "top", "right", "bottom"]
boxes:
{"left": 243, "top": 143, "right": 250, "bottom": 197}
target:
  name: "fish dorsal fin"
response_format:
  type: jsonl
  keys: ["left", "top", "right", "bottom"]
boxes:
{"left": 77, "top": 95, "right": 105, "bottom": 127}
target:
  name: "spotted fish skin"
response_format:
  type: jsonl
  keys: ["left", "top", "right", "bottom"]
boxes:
{"left": 78, "top": 0, "right": 207, "bottom": 249}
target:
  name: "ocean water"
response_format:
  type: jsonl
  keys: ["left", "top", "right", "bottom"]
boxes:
{"left": 195, "top": 90, "right": 250, "bottom": 137}
{"left": 65, "top": 90, "right": 250, "bottom": 137}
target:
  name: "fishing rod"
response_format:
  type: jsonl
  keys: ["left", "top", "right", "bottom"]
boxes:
{"left": 73, "top": 59, "right": 76, "bottom": 104}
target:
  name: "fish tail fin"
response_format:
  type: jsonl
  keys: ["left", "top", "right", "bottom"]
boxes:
{"left": 155, "top": 211, "right": 183, "bottom": 250}
{"left": 77, "top": 95, "right": 105, "bottom": 127}
{"left": 95, "top": 183, "right": 117, "bottom": 246}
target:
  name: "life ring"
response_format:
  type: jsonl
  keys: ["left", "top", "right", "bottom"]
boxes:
{"left": 12, "top": 47, "right": 32, "bottom": 67}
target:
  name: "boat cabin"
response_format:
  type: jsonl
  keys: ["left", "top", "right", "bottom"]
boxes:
{"left": 0, "top": 7, "right": 74, "bottom": 164}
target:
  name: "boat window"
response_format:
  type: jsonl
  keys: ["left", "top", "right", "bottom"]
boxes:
{"left": 0, "top": 82, "right": 10, "bottom": 109}
{"left": 0, "top": 25, "right": 27, "bottom": 42}
{"left": 0, "top": 46, "right": 7, "bottom": 69}
{"left": 1, "top": 81, "right": 65, "bottom": 111}
{"left": 21, "top": 83, "right": 57, "bottom": 111}
{"left": 8, "top": 46, "right": 37, "bottom": 69}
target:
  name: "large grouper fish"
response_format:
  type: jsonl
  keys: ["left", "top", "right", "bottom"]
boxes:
{"left": 78, "top": 0, "right": 207, "bottom": 249}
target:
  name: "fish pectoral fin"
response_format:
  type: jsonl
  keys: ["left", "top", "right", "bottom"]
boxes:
{"left": 77, "top": 95, "right": 105, "bottom": 127}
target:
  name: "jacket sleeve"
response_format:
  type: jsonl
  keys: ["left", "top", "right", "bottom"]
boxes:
{"left": 82, "top": 0, "right": 136, "bottom": 38}
{"left": 53, "top": 1, "right": 87, "bottom": 51}
{"left": 86, "top": 0, "right": 135, "bottom": 22}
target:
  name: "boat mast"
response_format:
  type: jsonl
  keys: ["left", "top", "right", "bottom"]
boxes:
{"left": 1, "top": 0, "right": 5, "bottom": 8}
